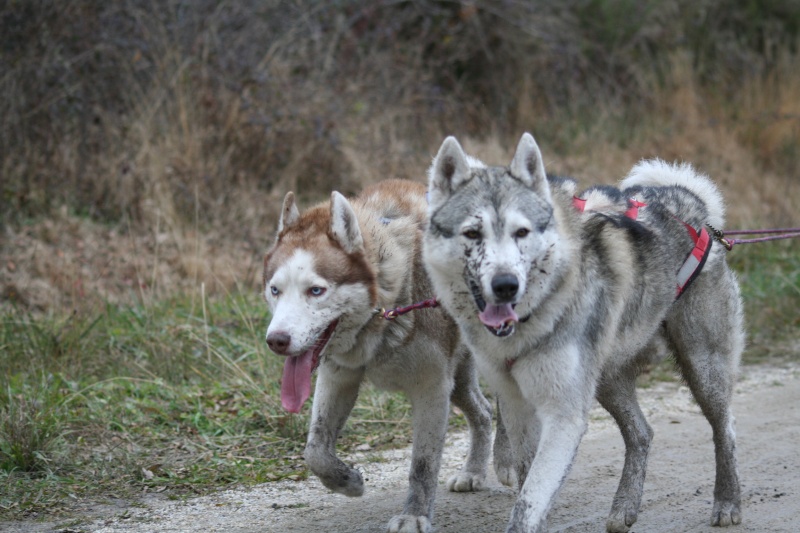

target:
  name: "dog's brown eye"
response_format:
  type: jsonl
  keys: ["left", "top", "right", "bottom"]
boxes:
{"left": 515, "top": 228, "right": 530, "bottom": 238}
{"left": 463, "top": 229, "right": 481, "bottom": 240}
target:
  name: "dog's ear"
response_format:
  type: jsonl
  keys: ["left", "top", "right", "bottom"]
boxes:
{"left": 278, "top": 192, "right": 300, "bottom": 234}
{"left": 330, "top": 191, "right": 363, "bottom": 253}
{"left": 428, "top": 136, "right": 471, "bottom": 208}
{"left": 510, "top": 133, "right": 550, "bottom": 199}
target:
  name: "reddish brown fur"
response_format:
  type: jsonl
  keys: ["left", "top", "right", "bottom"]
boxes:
{"left": 263, "top": 201, "right": 379, "bottom": 305}
{"left": 357, "top": 179, "right": 428, "bottom": 226}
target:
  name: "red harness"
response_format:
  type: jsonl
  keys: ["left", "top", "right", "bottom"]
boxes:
{"left": 573, "top": 196, "right": 711, "bottom": 298}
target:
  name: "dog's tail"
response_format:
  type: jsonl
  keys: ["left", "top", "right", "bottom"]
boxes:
{"left": 620, "top": 159, "right": 725, "bottom": 229}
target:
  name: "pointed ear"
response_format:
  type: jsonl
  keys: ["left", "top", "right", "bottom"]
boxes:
{"left": 278, "top": 192, "right": 300, "bottom": 234}
{"left": 510, "top": 132, "right": 550, "bottom": 198}
{"left": 427, "top": 136, "right": 472, "bottom": 209}
{"left": 330, "top": 191, "right": 363, "bottom": 253}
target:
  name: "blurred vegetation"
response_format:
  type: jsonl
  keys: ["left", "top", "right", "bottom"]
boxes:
{"left": 729, "top": 239, "right": 800, "bottom": 360}
{"left": 2, "top": 0, "right": 799, "bottom": 229}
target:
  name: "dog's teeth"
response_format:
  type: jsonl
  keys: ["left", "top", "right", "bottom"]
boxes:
{"left": 485, "top": 321, "right": 516, "bottom": 338}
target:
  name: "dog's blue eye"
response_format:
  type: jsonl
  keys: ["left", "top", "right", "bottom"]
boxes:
{"left": 309, "top": 286, "right": 326, "bottom": 297}
{"left": 270, "top": 286, "right": 279, "bottom": 296}
{"left": 463, "top": 229, "right": 481, "bottom": 240}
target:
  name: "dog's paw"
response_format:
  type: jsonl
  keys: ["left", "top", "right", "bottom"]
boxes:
{"left": 319, "top": 467, "right": 364, "bottom": 497}
{"left": 494, "top": 464, "right": 517, "bottom": 488}
{"left": 606, "top": 507, "right": 637, "bottom": 533}
{"left": 447, "top": 472, "right": 486, "bottom": 492}
{"left": 710, "top": 500, "right": 742, "bottom": 527}
{"left": 335, "top": 468, "right": 365, "bottom": 497}
{"left": 387, "top": 514, "right": 432, "bottom": 533}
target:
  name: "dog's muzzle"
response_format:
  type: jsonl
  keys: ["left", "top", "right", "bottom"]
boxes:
{"left": 477, "top": 274, "right": 521, "bottom": 338}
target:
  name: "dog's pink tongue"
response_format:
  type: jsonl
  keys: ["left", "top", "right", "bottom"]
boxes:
{"left": 479, "top": 304, "right": 519, "bottom": 328}
{"left": 281, "top": 350, "right": 315, "bottom": 413}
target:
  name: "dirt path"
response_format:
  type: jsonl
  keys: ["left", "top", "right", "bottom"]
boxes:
{"left": 8, "top": 363, "right": 800, "bottom": 532}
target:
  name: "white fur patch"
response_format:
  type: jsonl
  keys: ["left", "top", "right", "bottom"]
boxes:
{"left": 266, "top": 248, "right": 375, "bottom": 365}
{"left": 265, "top": 250, "right": 333, "bottom": 352}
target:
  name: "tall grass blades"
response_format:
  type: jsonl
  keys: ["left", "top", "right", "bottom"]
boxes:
{"left": 728, "top": 240, "right": 800, "bottom": 361}
{"left": 0, "top": 375, "right": 66, "bottom": 473}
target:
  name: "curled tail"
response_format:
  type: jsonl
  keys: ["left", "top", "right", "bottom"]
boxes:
{"left": 620, "top": 159, "right": 726, "bottom": 230}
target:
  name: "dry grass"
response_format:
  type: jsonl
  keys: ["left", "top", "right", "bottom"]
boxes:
{"left": 4, "top": 48, "right": 800, "bottom": 311}
{"left": 0, "top": 0, "right": 799, "bottom": 382}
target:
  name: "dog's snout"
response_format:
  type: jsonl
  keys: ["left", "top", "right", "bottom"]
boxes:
{"left": 267, "top": 331, "right": 291, "bottom": 354}
{"left": 491, "top": 274, "right": 519, "bottom": 301}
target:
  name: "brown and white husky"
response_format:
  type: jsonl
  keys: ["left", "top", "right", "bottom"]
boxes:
{"left": 262, "top": 179, "right": 494, "bottom": 533}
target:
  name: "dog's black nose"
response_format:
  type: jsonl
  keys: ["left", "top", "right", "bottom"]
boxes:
{"left": 267, "top": 331, "right": 291, "bottom": 355}
{"left": 491, "top": 274, "right": 519, "bottom": 301}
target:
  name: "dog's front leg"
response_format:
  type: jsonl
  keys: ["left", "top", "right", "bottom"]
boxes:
{"left": 387, "top": 382, "right": 451, "bottom": 533}
{"left": 506, "top": 410, "right": 587, "bottom": 533}
{"left": 496, "top": 392, "right": 539, "bottom": 490}
{"left": 304, "top": 362, "right": 365, "bottom": 497}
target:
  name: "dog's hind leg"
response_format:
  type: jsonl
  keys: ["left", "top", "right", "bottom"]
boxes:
{"left": 304, "top": 363, "right": 365, "bottom": 497}
{"left": 388, "top": 378, "right": 451, "bottom": 533}
{"left": 447, "top": 350, "right": 493, "bottom": 492}
{"left": 666, "top": 270, "right": 744, "bottom": 527}
{"left": 597, "top": 365, "right": 654, "bottom": 533}
{"left": 670, "top": 336, "right": 742, "bottom": 526}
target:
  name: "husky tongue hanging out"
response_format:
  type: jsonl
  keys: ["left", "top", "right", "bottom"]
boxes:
{"left": 423, "top": 133, "right": 744, "bottom": 533}
{"left": 262, "top": 179, "right": 494, "bottom": 533}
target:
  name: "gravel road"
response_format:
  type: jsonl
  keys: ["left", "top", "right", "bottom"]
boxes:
{"left": 7, "top": 363, "right": 799, "bottom": 533}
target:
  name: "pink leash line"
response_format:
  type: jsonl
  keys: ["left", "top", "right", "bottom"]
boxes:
{"left": 722, "top": 227, "right": 800, "bottom": 235}
{"left": 377, "top": 298, "right": 439, "bottom": 320}
{"left": 710, "top": 226, "right": 800, "bottom": 250}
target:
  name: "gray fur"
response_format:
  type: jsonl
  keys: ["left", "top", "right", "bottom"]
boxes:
{"left": 423, "top": 133, "right": 744, "bottom": 532}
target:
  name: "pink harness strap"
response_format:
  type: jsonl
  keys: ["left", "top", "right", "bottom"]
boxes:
{"left": 624, "top": 199, "right": 647, "bottom": 220}
{"left": 675, "top": 223, "right": 711, "bottom": 298}
{"left": 572, "top": 196, "right": 645, "bottom": 219}
{"left": 572, "top": 196, "right": 587, "bottom": 212}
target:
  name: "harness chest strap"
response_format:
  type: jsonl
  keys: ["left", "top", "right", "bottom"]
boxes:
{"left": 675, "top": 222, "right": 711, "bottom": 298}
{"left": 572, "top": 196, "right": 711, "bottom": 299}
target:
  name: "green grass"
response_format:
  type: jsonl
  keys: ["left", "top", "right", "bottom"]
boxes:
{"left": 0, "top": 292, "right": 418, "bottom": 523}
{"left": 728, "top": 239, "right": 800, "bottom": 362}
{"left": 0, "top": 239, "right": 796, "bottom": 524}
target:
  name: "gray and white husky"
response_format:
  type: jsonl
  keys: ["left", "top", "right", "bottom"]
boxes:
{"left": 263, "top": 180, "right": 493, "bottom": 533}
{"left": 423, "top": 133, "right": 744, "bottom": 533}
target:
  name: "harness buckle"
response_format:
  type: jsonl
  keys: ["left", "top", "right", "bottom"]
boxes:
{"left": 708, "top": 225, "right": 733, "bottom": 251}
